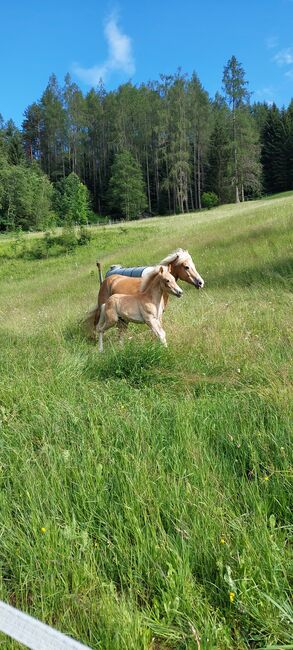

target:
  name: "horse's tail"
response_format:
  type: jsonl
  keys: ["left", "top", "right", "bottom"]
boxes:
{"left": 82, "top": 304, "right": 101, "bottom": 339}
{"left": 96, "top": 261, "right": 103, "bottom": 286}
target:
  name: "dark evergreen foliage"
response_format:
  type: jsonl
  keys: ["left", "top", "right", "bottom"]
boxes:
{"left": 107, "top": 150, "right": 147, "bottom": 220}
{"left": 0, "top": 61, "right": 292, "bottom": 231}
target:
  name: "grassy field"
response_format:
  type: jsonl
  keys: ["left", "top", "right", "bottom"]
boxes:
{"left": 0, "top": 196, "right": 292, "bottom": 649}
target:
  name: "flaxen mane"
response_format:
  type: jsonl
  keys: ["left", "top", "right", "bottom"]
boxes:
{"left": 159, "top": 248, "right": 189, "bottom": 266}
{"left": 140, "top": 266, "right": 162, "bottom": 292}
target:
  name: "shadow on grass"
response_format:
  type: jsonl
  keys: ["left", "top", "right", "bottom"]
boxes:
{"left": 83, "top": 339, "right": 175, "bottom": 387}
{"left": 63, "top": 322, "right": 242, "bottom": 394}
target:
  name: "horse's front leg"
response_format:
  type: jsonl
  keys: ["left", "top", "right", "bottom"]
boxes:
{"left": 159, "top": 292, "right": 169, "bottom": 325}
{"left": 147, "top": 317, "right": 167, "bottom": 347}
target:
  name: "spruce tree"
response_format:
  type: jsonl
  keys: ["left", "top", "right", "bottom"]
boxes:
{"left": 166, "top": 71, "right": 190, "bottom": 213}
{"left": 261, "top": 105, "right": 286, "bottom": 194}
{"left": 39, "top": 74, "right": 66, "bottom": 179}
{"left": 108, "top": 150, "right": 147, "bottom": 220}
{"left": 186, "top": 73, "right": 211, "bottom": 209}
{"left": 206, "top": 94, "right": 232, "bottom": 203}
{"left": 284, "top": 100, "right": 293, "bottom": 190}
{"left": 4, "top": 120, "right": 25, "bottom": 166}
{"left": 22, "top": 103, "right": 42, "bottom": 161}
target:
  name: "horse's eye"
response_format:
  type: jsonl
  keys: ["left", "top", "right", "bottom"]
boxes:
{"left": 166, "top": 279, "right": 169, "bottom": 283}
{"left": 184, "top": 265, "right": 189, "bottom": 270}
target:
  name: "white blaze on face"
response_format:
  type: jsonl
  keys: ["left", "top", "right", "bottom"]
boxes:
{"left": 186, "top": 255, "right": 204, "bottom": 287}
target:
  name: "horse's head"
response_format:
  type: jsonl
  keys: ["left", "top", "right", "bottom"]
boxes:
{"left": 175, "top": 252, "right": 204, "bottom": 289}
{"left": 159, "top": 266, "right": 183, "bottom": 298}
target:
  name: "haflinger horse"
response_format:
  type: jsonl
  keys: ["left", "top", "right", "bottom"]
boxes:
{"left": 85, "top": 248, "right": 204, "bottom": 335}
{"left": 96, "top": 265, "right": 183, "bottom": 352}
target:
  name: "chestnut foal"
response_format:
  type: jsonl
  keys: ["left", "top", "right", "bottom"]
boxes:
{"left": 96, "top": 266, "right": 183, "bottom": 352}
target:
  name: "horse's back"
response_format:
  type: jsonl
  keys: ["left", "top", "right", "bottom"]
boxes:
{"left": 105, "top": 266, "right": 146, "bottom": 278}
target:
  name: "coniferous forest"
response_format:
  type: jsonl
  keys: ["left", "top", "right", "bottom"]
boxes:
{"left": 1, "top": 56, "right": 293, "bottom": 230}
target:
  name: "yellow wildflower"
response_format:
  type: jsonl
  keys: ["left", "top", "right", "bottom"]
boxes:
{"left": 229, "top": 591, "right": 235, "bottom": 603}
{"left": 264, "top": 476, "right": 269, "bottom": 482}
{"left": 220, "top": 538, "right": 225, "bottom": 544}
{"left": 40, "top": 527, "right": 46, "bottom": 534}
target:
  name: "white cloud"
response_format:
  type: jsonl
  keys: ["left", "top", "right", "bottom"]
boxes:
{"left": 285, "top": 68, "right": 293, "bottom": 78}
{"left": 266, "top": 35, "right": 278, "bottom": 50}
{"left": 73, "top": 14, "right": 135, "bottom": 85}
{"left": 273, "top": 47, "right": 293, "bottom": 65}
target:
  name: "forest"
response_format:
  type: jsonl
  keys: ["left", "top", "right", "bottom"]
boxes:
{"left": 0, "top": 55, "right": 293, "bottom": 230}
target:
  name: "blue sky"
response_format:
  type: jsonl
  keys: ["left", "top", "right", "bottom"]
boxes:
{"left": 1, "top": 0, "right": 293, "bottom": 126}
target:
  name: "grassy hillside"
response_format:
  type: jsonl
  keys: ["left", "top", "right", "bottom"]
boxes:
{"left": 0, "top": 196, "right": 292, "bottom": 649}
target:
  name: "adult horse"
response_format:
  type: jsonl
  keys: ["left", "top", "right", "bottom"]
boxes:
{"left": 85, "top": 248, "right": 204, "bottom": 334}
{"left": 96, "top": 266, "right": 183, "bottom": 351}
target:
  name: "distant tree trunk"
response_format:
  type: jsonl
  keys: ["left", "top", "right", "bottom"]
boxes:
{"left": 154, "top": 149, "right": 160, "bottom": 210}
{"left": 233, "top": 109, "right": 240, "bottom": 203}
{"left": 166, "top": 156, "right": 171, "bottom": 214}
{"left": 189, "top": 184, "right": 194, "bottom": 211}
{"left": 197, "top": 147, "right": 202, "bottom": 209}
{"left": 145, "top": 148, "right": 151, "bottom": 212}
{"left": 193, "top": 141, "right": 198, "bottom": 209}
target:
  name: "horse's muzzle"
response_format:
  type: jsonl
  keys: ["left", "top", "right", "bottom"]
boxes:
{"left": 194, "top": 279, "right": 204, "bottom": 289}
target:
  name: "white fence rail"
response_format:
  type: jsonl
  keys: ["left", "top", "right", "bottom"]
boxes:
{"left": 0, "top": 601, "right": 92, "bottom": 650}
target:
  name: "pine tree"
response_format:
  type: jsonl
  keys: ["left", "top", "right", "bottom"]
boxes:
{"left": 186, "top": 74, "right": 211, "bottom": 209}
{"left": 222, "top": 56, "right": 251, "bottom": 202}
{"left": 237, "top": 108, "right": 262, "bottom": 199}
{"left": 284, "top": 100, "right": 293, "bottom": 190}
{"left": 108, "top": 150, "right": 147, "bottom": 220}
{"left": 63, "top": 74, "right": 86, "bottom": 177}
{"left": 39, "top": 74, "right": 66, "bottom": 179}
{"left": 168, "top": 72, "right": 191, "bottom": 213}
{"left": 85, "top": 84, "right": 106, "bottom": 212}
{"left": 206, "top": 94, "right": 232, "bottom": 203}
{"left": 4, "top": 120, "right": 25, "bottom": 165}
{"left": 22, "top": 103, "right": 42, "bottom": 161}
{"left": 261, "top": 104, "right": 287, "bottom": 194}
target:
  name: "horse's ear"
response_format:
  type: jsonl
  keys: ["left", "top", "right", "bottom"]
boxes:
{"left": 159, "top": 265, "right": 164, "bottom": 273}
{"left": 168, "top": 263, "right": 172, "bottom": 272}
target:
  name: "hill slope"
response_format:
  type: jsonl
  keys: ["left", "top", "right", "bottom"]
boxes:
{"left": 0, "top": 196, "right": 292, "bottom": 649}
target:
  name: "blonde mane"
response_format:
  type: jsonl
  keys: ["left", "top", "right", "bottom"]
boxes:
{"left": 140, "top": 266, "right": 162, "bottom": 292}
{"left": 159, "top": 248, "right": 189, "bottom": 266}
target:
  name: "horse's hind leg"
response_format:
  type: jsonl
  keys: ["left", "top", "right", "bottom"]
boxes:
{"left": 96, "top": 304, "right": 106, "bottom": 352}
{"left": 117, "top": 319, "right": 128, "bottom": 346}
{"left": 96, "top": 303, "right": 119, "bottom": 352}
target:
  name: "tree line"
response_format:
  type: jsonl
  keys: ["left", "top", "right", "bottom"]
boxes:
{"left": 0, "top": 56, "right": 293, "bottom": 230}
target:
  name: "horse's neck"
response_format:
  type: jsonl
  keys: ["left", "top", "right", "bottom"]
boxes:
{"left": 144, "top": 276, "right": 164, "bottom": 308}
{"left": 170, "top": 262, "right": 179, "bottom": 280}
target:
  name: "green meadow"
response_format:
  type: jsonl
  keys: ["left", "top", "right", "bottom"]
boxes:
{"left": 0, "top": 195, "right": 292, "bottom": 649}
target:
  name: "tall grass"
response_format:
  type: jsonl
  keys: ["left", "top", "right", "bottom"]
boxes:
{"left": 0, "top": 195, "right": 292, "bottom": 648}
